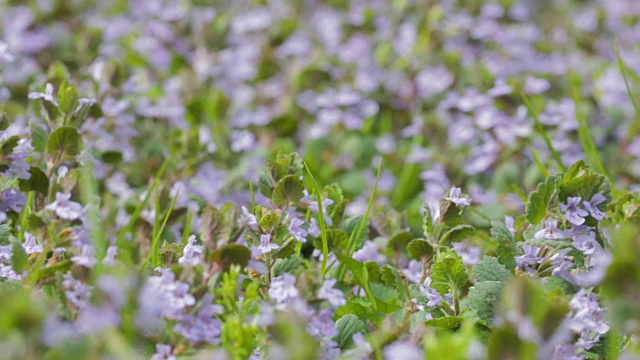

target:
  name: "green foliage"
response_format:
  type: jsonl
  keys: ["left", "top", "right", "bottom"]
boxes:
{"left": 271, "top": 256, "right": 302, "bottom": 278}
{"left": 407, "top": 239, "right": 434, "bottom": 261}
{"left": 430, "top": 250, "right": 470, "bottom": 296}
{"left": 334, "top": 314, "right": 367, "bottom": 349}
{"left": 210, "top": 244, "right": 251, "bottom": 271}
{"left": 47, "top": 126, "right": 82, "bottom": 157}
{"left": 474, "top": 256, "right": 512, "bottom": 283}
{"left": 272, "top": 175, "right": 305, "bottom": 206}
{"left": 525, "top": 175, "right": 559, "bottom": 225}
{"left": 490, "top": 221, "right": 519, "bottom": 270}
{"left": 467, "top": 281, "right": 504, "bottom": 322}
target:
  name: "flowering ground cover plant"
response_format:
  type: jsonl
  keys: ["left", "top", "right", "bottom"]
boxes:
{"left": 2, "top": 0, "right": 640, "bottom": 359}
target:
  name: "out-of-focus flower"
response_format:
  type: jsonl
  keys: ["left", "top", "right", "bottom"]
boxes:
{"left": 28, "top": 83, "right": 58, "bottom": 106}
{"left": 353, "top": 241, "right": 385, "bottom": 264}
{"left": 151, "top": 344, "right": 176, "bottom": 360}
{"left": 317, "top": 279, "right": 346, "bottom": 307}
{"left": 179, "top": 235, "right": 204, "bottom": 266}
{"left": 45, "top": 192, "right": 83, "bottom": 220}
{"left": 268, "top": 274, "right": 299, "bottom": 309}
{"left": 383, "top": 340, "right": 424, "bottom": 360}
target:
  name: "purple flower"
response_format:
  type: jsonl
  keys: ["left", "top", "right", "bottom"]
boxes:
{"left": 572, "top": 231, "right": 599, "bottom": 255}
{"left": 151, "top": 344, "right": 176, "bottom": 360}
{"left": 178, "top": 235, "right": 204, "bottom": 266}
{"left": 174, "top": 295, "right": 223, "bottom": 345}
{"left": 45, "top": 192, "right": 83, "bottom": 220}
{"left": 2, "top": 139, "right": 32, "bottom": 180}
{"left": 560, "top": 197, "right": 589, "bottom": 226}
{"left": 583, "top": 194, "right": 606, "bottom": 220}
{"left": 258, "top": 233, "right": 279, "bottom": 254}
{"left": 0, "top": 188, "right": 26, "bottom": 221}
{"left": 353, "top": 241, "right": 385, "bottom": 264}
{"left": 268, "top": 274, "right": 299, "bottom": 309}
{"left": 515, "top": 245, "right": 544, "bottom": 275}
{"left": 288, "top": 217, "right": 308, "bottom": 243}
{"left": 445, "top": 187, "right": 471, "bottom": 207}
{"left": 318, "top": 279, "right": 346, "bottom": 307}
{"left": 307, "top": 309, "right": 338, "bottom": 338}
{"left": 383, "top": 341, "right": 424, "bottom": 360}
{"left": 137, "top": 268, "right": 196, "bottom": 325}
{"left": 452, "top": 241, "right": 481, "bottom": 265}
{"left": 534, "top": 219, "right": 569, "bottom": 240}
{"left": 28, "top": 83, "right": 58, "bottom": 106}
{"left": 241, "top": 206, "right": 260, "bottom": 231}
{"left": 71, "top": 245, "right": 97, "bottom": 268}
{"left": 23, "top": 232, "right": 42, "bottom": 254}
{"left": 524, "top": 76, "right": 550, "bottom": 94}
{"left": 62, "top": 272, "right": 93, "bottom": 309}
{"left": 568, "top": 290, "right": 609, "bottom": 339}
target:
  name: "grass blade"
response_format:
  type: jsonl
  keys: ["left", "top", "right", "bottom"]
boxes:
{"left": 143, "top": 188, "right": 180, "bottom": 271}
{"left": 303, "top": 162, "right": 329, "bottom": 277}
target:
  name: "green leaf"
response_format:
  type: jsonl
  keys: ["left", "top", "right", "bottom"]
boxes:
{"left": 467, "top": 281, "right": 504, "bottom": 322}
{"left": 475, "top": 256, "right": 512, "bottom": 283}
{"left": 11, "top": 237, "right": 28, "bottom": 274}
{"left": 369, "top": 281, "right": 403, "bottom": 314}
{"left": 380, "top": 264, "right": 407, "bottom": 301}
{"left": 431, "top": 252, "right": 469, "bottom": 295}
{"left": 101, "top": 150, "right": 123, "bottom": 164}
{"left": 0, "top": 104, "right": 8, "bottom": 130}
{"left": 57, "top": 81, "right": 78, "bottom": 114}
{"left": 30, "top": 122, "right": 47, "bottom": 153}
{"left": 543, "top": 276, "right": 579, "bottom": 295}
{"left": 273, "top": 175, "right": 305, "bottom": 206}
{"left": 425, "top": 316, "right": 463, "bottom": 329}
{"left": 491, "top": 220, "right": 519, "bottom": 270}
{"left": 47, "top": 126, "right": 81, "bottom": 156}
{"left": 525, "top": 175, "right": 559, "bottom": 225}
{"left": 0, "top": 224, "right": 11, "bottom": 245}
{"left": 439, "top": 224, "right": 475, "bottom": 244}
{"left": 335, "top": 297, "right": 382, "bottom": 326}
{"left": 313, "top": 229, "right": 349, "bottom": 252}
{"left": 386, "top": 231, "right": 412, "bottom": 255}
{"left": 610, "top": 193, "right": 640, "bottom": 222}
{"left": 407, "top": 239, "right": 434, "bottom": 261}
{"left": 1, "top": 135, "right": 20, "bottom": 156}
{"left": 209, "top": 244, "right": 251, "bottom": 271}
{"left": 18, "top": 167, "right": 49, "bottom": 194}
{"left": 271, "top": 256, "right": 302, "bottom": 278}
{"left": 334, "top": 314, "right": 367, "bottom": 349}
{"left": 422, "top": 204, "right": 434, "bottom": 239}
{"left": 199, "top": 206, "right": 231, "bottom": 250}
{"left": 487, "top": 325, "right": 537, "bottom": 360}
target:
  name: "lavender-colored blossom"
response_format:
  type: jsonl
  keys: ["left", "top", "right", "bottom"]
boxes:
{"left": 71, "top": 244, "right": 97, "bottom": 268}
{"left": 452, "top": 241, "right": 481, "bottom": 265}
{"left": 402, "top": 260, "right": 423, "bottom": 284}
{"left": 353, "top": 241, "right": 385, "bottom": 264}
{"left": 515, "top": 245, "right": 544, "bottom": 276}
{"left": 582, "top": 194, "right": 606, "bottom": 220}
{"left": 307, "top": 309, "right": 338, "bottom": 338}
{"left": 572, "top": 231, "right": 599, "bottom": 255}
{"left": 568, "top": 290, "right": 609, "bottom": 339}
{"left": 241, "top": 206, "right": 260, "bottom": 231}
{"left": 28, "top": 83, "right": 58, "bottom": 106}
{"left": 62, "top": 272, "right": 93, "bottom": 309}
{"left": 45, "top": 192, "right": 83, "bottom": 220}
{"left": 288, "top": 217, "right": 308, "bottom": 243}
{"left": 75, "top": 305, "right": 121, "bottom": 335}
{"left": 23, "top": 232, "right": 42, "bottom": 254}
{"left": 2, "top": 138, "right": 32, "bottom": 179}
{"left": 151, "top": 344, "right": 176, "bottom": 360}
{"left": 383, "top": 341, "right": 424, "bottom": 360}
{"left": 560, "top": 197, "right": 589, "bottom": 226}
{"left": 445, "top": 187, "right": 471, "bottom": 207}
{"left": 179, "top": 235, "right": 204, "bottom": 266}
{"left": 137, "top": 268, "right": 196, "bottom": 326}
{"left": 268, "top": 274, "right": 299, "bottom": 309}
{"left": 258, "top": 233, "right": 279, "bottom": 254}
{"left": 0, "top": 188, "right": 27, "bottom": 221}
{"left": 534, "top": 219, "right": 569, "bottom": 240}
{"left": 174, "top": 295, "right": 223, "bottom": 345}
{"left": 524, "top": 76, "right": 550, "bottom": 94}
{"left": 318, "top": 279, "right": 346, "bottom": 307}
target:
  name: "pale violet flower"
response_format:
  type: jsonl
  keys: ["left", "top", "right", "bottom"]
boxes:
{"left": 178, "top": 235, "right": 204, "bottom": 266}
{"left": 583, "top": 194, "right": 606, "bottom": 221}
{"left": 560, "top": 197, "right": 589, "bottom": 226}
{"left": 45, "top": 192, "right": 83, "bottom": 220}
{"left": 445, "top": 187, "right": 471, "bottom": 207}
{"left": 353, "top": 241, "right": 385, "bottom": 264}
{"left": 288, "top": 217, "right": 308, "bottom": 243}
{"left": 534, "top": 219, "right": 569, "bottom": 240}
{"left": 317, "top": 279, "right": 346, "bottom": 307}
{"left": 258, "top": 233, "right": 279, "bottom": 254}
{"left": 28, "top": 83, "right": 59, "bottom": 106}
{"left": 268, "top": 274, "right": 299, "bottom": 309}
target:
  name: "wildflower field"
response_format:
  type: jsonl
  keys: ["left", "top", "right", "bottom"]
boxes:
{"left": 2, "top": 0, "right": 640, "bottom": 359}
